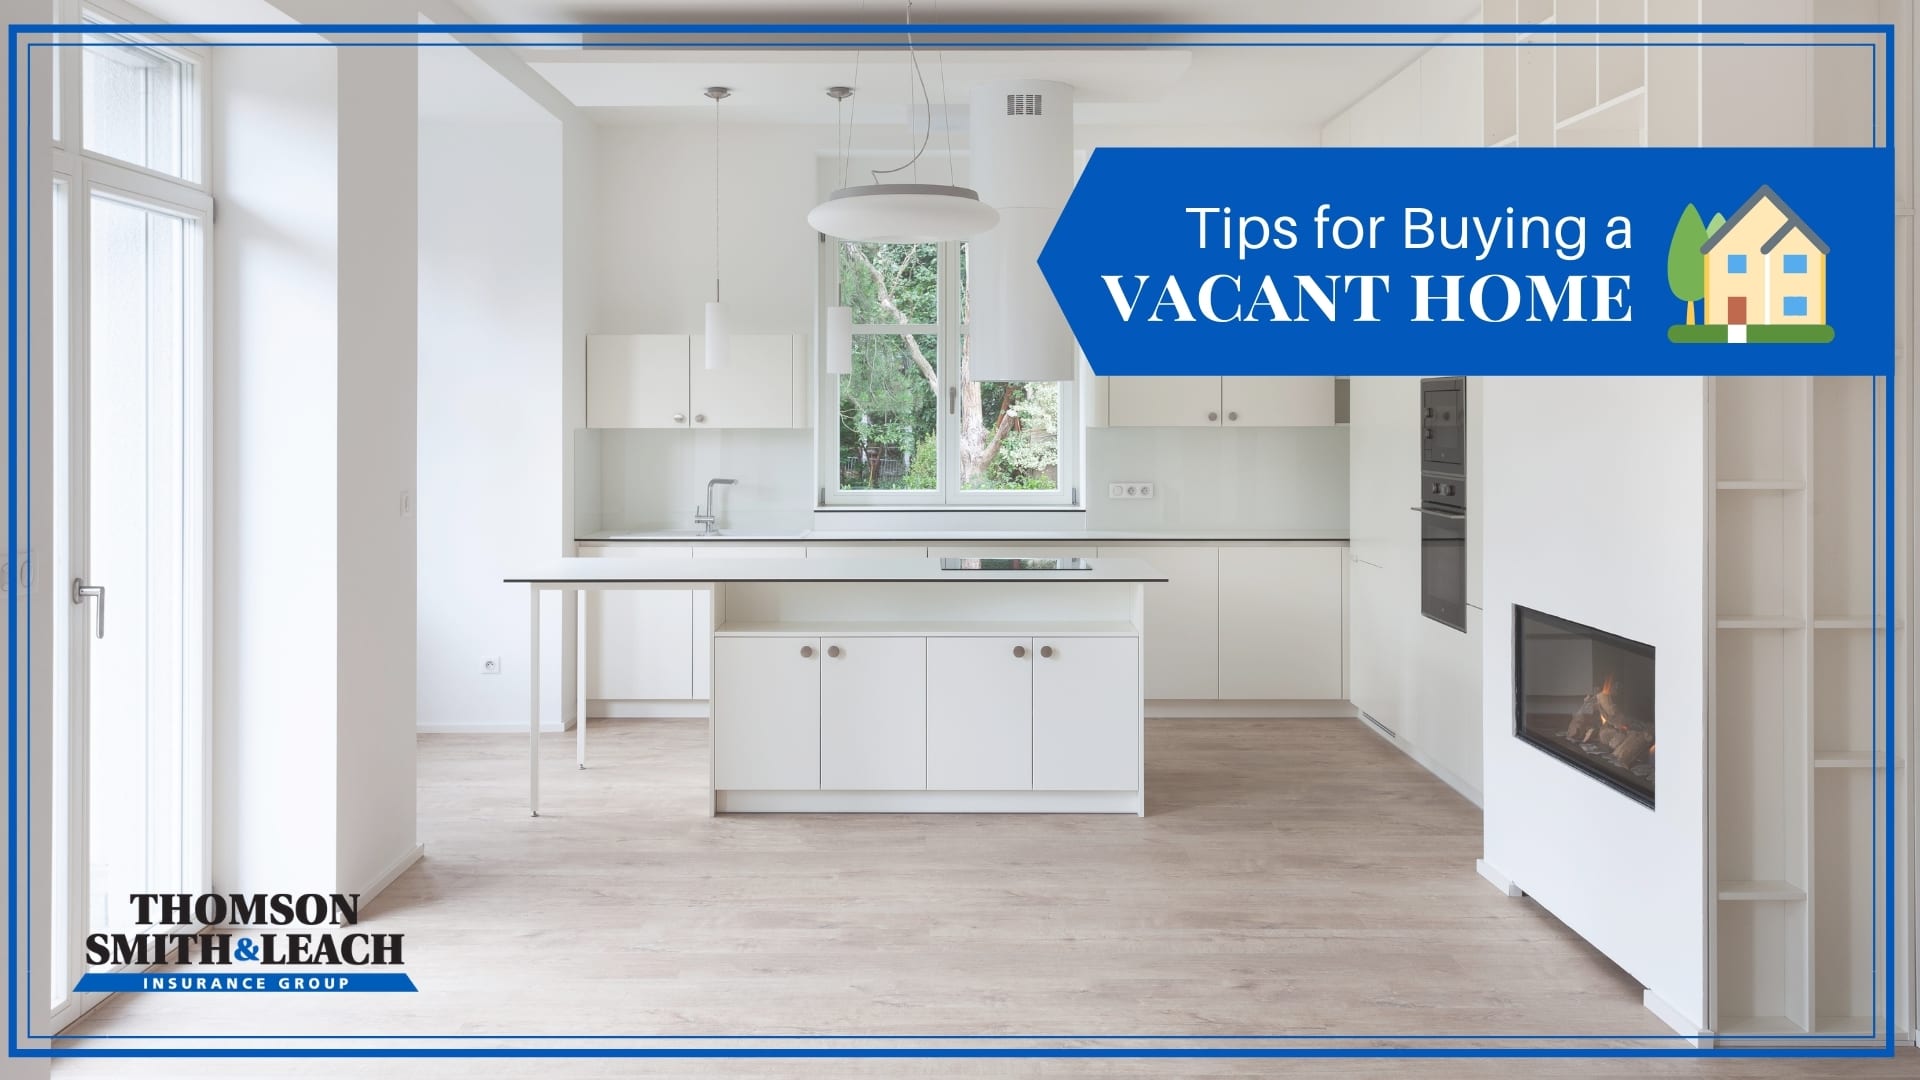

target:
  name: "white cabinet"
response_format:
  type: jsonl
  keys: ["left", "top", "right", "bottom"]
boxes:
{"left": 690, "top": 333, "right": 807, "bottom": 429}
{"left": 579, "top": 544, "right": 695, "bottom": 701}
{"left": 1032, "top": 637, "right": 1139, "bottom": 790}
{"left": 586, "top": 334, "right": 690, "bottom": 429}
{"left": 1109, "top": 377, "right": 1222, "bottom": 427}
{"left": 1217, "top": 546, "right": 1346, "bottom": 700}
{"left": 587, "top": 333, "right": 806, "bottom": 430}
{"left": 819, "top": 637, "right": 927, "bottom": 790}
{"left": 1345, "top": 557, "right": 1403, "bottom": 726}
{"left": 1222, "top": 376, "right": 1335, "bottom": 426}
{"left": 713, "top": 636, "right": 819, "bottom": 789}
{"left": 1108, "top": 376, "right": 1334, "bottom": 427}
{"left": 926, "top": 637, "right": 1033, "bottom": 790}
{"left": 1107, "top": 546, "right": 1218, "bottom": 700}
{"left": 926, "top": 542, "right": 1098, "bottom": 559}
{"left": 807, "top": 543, "right": 929, "bottom": 558}
{"left": 692, "top": 545, "right": 807, "bottom": 559}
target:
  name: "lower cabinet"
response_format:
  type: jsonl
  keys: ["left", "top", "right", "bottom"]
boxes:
{"left": 1217, "top": 546, "right": 1346, "bottom": 700}
{"left": 1032, "top": 637, "right": 1140, "bottom": 790}
{"left": 1111, "top": 546, "right": 1219, "bottom": 700}
{"left": 581, "top": 545, "right": 696, "bottom": 701}
{"left": 819, "top": 637, "right": 927, "bottom": 790}
{"left": 712, "top": 636, "right": 820, "bottom": 790}
{"left": 927, "top": 637, "right": 1032, "bottom": 790}
{"left": 716, "top": 633, "right": 1140, "bottom": 795}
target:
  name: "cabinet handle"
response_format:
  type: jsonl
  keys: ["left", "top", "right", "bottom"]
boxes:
{"left": 827, "top": 644, "right": 842, "bottom": 658}
{"left": 694, "top": 414, "right": 707, "bottom": 423}
{"left": 799, "top": 645, "right": 814, "bottom": 658}
{"left": 1207, "top": 411, "right": 1218, "bottom": 421}
{"left": 1012, "top": 645, "right": 1026, "bottom": 658}
{"left": 673, "top": 412, "right": 686, "bottom": 423}
{"left": 1039, "top": 645, "right": 1054, "bottom": 658}
{"left": 1227, "top": 411, "right": 1238, "bottom": 421}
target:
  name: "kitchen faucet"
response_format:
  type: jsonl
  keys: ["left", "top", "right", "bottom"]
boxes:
{"left": 694, "top": 478, "right": 737, "bottom": 535}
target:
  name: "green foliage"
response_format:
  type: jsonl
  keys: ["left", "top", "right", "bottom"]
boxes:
{"left": 1705, "top": 211, "right": 1726, "bottom": 238}
{"left": 1666, "top": 203, "right": 1707, "bottom": 310}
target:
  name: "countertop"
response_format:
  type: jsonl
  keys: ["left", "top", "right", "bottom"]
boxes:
{"left": 507, "top": 556, "right": 1169, "bottom": 584}
{"left": 575, "top": 528, "right": 1350, "bottom": 544}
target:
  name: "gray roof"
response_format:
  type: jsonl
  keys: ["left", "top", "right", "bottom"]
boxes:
{"left": 1701, "top": 184, "right": 1830, "bottom": 256}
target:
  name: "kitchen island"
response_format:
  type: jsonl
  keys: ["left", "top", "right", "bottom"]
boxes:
{"left": 506, "top": 556, "right": 1167, "bottom": 817}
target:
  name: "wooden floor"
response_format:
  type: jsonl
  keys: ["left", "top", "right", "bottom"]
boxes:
{"left": 54, "top": 717, "right": 1914, "bottom": 1078}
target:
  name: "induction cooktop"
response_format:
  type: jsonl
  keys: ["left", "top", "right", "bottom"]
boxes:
{"left": 938, "top": 557, "right": 1093, "bottom": 572}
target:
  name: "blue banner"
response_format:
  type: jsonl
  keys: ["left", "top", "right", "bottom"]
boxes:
{"left": 74, "top": 972, "right": 417, "bottom": 993}
{"left": 1039, "top": 147, "right": 1894, "bottom": 376}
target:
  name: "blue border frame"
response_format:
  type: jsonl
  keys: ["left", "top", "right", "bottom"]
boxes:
{"left": 5, "top": 20, "right": 1903, "bottom": 1060}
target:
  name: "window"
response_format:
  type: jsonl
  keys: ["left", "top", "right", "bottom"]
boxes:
{"left": 81, "top": 13, "right": 200, "bottom": 182}
{"left": 1783, "top": 253, "right": 1808, "bottom": 274}
{"left": 1726, "top": 254, "right": 1747, "bottom": 273}
{"left": 1783, "top": 295, "right": 1809, "bottom": 317}
{"left": 822, "top": 239, "right": 1074, "bottom": 505}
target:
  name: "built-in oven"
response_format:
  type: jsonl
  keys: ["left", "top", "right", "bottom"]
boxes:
{"left": 1415, "top": 377, "right": 1467, "bottom": 632}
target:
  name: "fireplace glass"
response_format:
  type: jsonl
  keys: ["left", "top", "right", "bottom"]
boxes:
{"left": 1513, "top": 606, "right": 1656, "bottom": 808}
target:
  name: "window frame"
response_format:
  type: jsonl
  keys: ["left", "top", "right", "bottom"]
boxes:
{"left": 1726, "top": 253, "right": 1748, "bottom": 274}
{"left": 1783, "top": 295, "right": 1809, "bottom": 317}
{"left": 815, "top": 236, "right": 1078, "bottom": 508}
{"left": 75, "top": 0, "right": 211, "bottom": 192}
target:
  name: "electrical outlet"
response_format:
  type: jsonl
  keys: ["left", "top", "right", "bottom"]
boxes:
{"left": 481, "top": 656, "right": 501, "bottom": 675}
{"left": 1107, "top": 482, "right": 1155, "bottom": 500}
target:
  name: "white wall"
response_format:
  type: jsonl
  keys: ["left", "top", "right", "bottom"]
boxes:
{"left": 415, "top": 45, "right": 568, "bottom": 734}
{"left": 210, "top": 43, "right": 342, "bottom": 895}
{"left": 1479, "top": 376, "right": 1710, "bottom": 1031}
{"left": 1083, "top": 427, "right": 1349, "bottom": 533}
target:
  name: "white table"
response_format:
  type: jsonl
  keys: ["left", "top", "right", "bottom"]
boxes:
{"left": 506, "top": 556, "right": 1167, "bottom": 817}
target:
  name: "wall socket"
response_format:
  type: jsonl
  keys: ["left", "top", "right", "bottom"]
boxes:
{"left": 481, "top": 656, "right": 501, "bottom": 675}
{"left": 1107, "top": 481, "right": 1155, "bottom": 500}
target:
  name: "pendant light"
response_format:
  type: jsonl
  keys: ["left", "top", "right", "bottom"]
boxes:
{"left": 806, "top": 1, "right": 999, "bottom": 242}
{"left": 823, "top": 86, "right": 855, "bottom": 375}
{"left": 704, "top": 86, "right": 730, "bottom": 370}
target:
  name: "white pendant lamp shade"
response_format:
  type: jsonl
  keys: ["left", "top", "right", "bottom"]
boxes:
{"left": 825, "top": 304, "right": 853, "bottom": 375}
{"left": 704, "top": 301, "right": 728, "bottom": 370}
{"left": 807, "top": 184, "right": 999, "bottom": 243}
{"left": 967, "top": 79, "right": 1076, "bottom": 383}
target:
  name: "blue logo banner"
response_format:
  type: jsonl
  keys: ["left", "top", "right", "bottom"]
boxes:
{"left": 1039, "top": 147, "right": 1894, "bottom": 376}
{"left": 74, "top": 972, "right": 417, "bottom": 993}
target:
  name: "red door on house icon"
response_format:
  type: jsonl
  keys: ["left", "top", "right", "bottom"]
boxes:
{"left": 1727, "top": 297, "right": 1748, "bottom": 325}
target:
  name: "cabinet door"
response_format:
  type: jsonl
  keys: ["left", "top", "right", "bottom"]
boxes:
{"left": 806, "top": 543, "right": 930, "bottom": 558}
{"left": 1221, "top": 377, "right": 1336, "bottom": 427}
{"left": 690, "top": 334, "right": 797, "bottom": 428}
{"left": 926, "top": 543, "right": 1098, "bottom": 560}
{"left": 1032, "top": 637, "right": 1139, "bottom": 790}
{"left": 1218, "top": 546, "right": 1346, "bottom": 700}
{"left": 820, "top": 637, "right": 927, "bottom": 790}
{"left": 1346, "top": 377, "right": 1420, "bottom": 570}
{"left": 1103, "top": 546, "right": 1218, "bottom": 700}
{"left": 1107, "top": 377, "right": 1222, "bottom": 427}
{"left": 713, "top": 636, "right": 820, "bottom": 789}
{"left": 927, "top": 637, "right": 1032, "bottom": 790}
{"left": 580, "top": 545, "right": 695, "bottom": 701}
{"left": 1346, "top": 557, "right": 1403, "bottom": 728}
{"left": 586, "top": 334, "right": 689, "bottom": 429}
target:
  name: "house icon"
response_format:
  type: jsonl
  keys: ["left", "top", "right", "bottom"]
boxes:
{"left": 1699, "top": 185, "right": 1830, "bottom": 343}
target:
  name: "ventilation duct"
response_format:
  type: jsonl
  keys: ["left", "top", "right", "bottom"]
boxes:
{"left": 968, "top": 80, "right": 1076, "bottom": 383}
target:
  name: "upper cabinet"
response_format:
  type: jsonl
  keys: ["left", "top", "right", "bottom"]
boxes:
{"left": 1106, "top": 376, "right": 1335, "bottom": 428}
{"left": 586, "top": 332, "right": 809, "bottom": 430}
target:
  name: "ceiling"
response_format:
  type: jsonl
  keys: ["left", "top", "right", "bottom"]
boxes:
{"left": 447, "top": 0, "right": 1483, "bottom": 131}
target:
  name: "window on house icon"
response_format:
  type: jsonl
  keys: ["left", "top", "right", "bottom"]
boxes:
{"left": 1783, "top": 296, "right": 1809, "bottom": 317}
{"left": 1783, "top": 253, "right": 1808, "bottom": 273}
{"left": 1727, "top": 254, "right": 1748, "bottom": 273}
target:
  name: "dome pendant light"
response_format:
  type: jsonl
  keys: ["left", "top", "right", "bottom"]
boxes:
{"left": 704, "top": 86, "right": 730, "bottom": 370}
{"left": 806, "top": 2, "right": 998, "bottom": 243}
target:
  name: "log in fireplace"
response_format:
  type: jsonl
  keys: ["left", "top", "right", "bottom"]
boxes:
{"left": 1513, "top": 606, "right": 1656, "bottom": 808}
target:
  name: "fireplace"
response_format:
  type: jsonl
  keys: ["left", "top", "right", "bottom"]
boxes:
{"left": 1513, "top": 606, "right": 1657, "bottom": 807}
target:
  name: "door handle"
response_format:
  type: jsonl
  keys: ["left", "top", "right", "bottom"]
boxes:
{"left": 72, "top": 578, "right": 105, "bottom": 639}
{"left": 1409, "top": 506, "right": 1467, "bottom": 521}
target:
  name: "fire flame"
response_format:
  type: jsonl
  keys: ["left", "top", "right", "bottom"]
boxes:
{"left": 1599, "top": 674, "right": 1615, "bottom": 696}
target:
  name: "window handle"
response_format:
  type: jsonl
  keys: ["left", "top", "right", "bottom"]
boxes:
{"left": 72, "top": 578, "right": 105, "bottom": 639}
{"left": 948, "top": 386, "right": 956, "bottom": 415}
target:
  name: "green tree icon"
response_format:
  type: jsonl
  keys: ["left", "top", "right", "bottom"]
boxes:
{"left": 1666, "top": 204, "right": 1708, "bottom": 325}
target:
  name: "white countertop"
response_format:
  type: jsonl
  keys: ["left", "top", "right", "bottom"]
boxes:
{"left": 507, "top": 556, "right": 1170, "bottom": 584}
{"left": 575, "top": 528, "right": 1350, "bottom": 544}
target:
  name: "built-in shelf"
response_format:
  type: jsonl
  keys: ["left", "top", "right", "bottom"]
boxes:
{"left": 1810, "top": 616, "right": 1902, "bottom": 631}
{"left": 714, "top": 619, "right": 1141, "bottom": 638}
{"left": 1716, "top": 617, "right": 1804, "bottom": 630}
{"left": 1812, "top": 1015, "right": 1878, "bottom": 1035}
{"left": 1715, "top": 479, "right": 1805, "bottom": 491}
{"left": 1717, "top": 880, "right": 1807, "bottom": 903}
{"left": 1812, "top": 751, "right": 1904, "bottom": 770}
{"left": 1715, "top": 1015, "right": 1809, "bottom": 1037}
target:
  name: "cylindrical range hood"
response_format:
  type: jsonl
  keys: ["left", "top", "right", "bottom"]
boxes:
{"left": 967, "top": 79, "right": 1076, "bottom": 383}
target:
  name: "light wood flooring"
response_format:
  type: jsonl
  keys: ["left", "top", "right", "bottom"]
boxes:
{"left": 53, "top": 716, "right": 1915, "bottom": 1078}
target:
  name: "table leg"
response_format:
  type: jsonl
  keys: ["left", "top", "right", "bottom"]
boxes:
{"left": 529, "top": 584, "right": 541, "bottom": 817}
{"left": 575, "top": 587, "right": 588, "bottom": 769}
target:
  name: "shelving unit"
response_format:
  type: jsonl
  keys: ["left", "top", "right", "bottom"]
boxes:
{"left": 1708, "top": 376, "right": 1900, "bottom": 1045}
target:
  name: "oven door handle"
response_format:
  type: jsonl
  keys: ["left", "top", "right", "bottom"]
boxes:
{"left": 1410, "top": 505, "right": 1467, "bottom": 520}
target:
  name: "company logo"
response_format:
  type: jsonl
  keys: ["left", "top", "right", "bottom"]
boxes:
{"left": 1666, "top": 185, "right": 1833, "bottom": 344}
{"left": 74, "top": 892, "right": 417, "bottom": 994}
